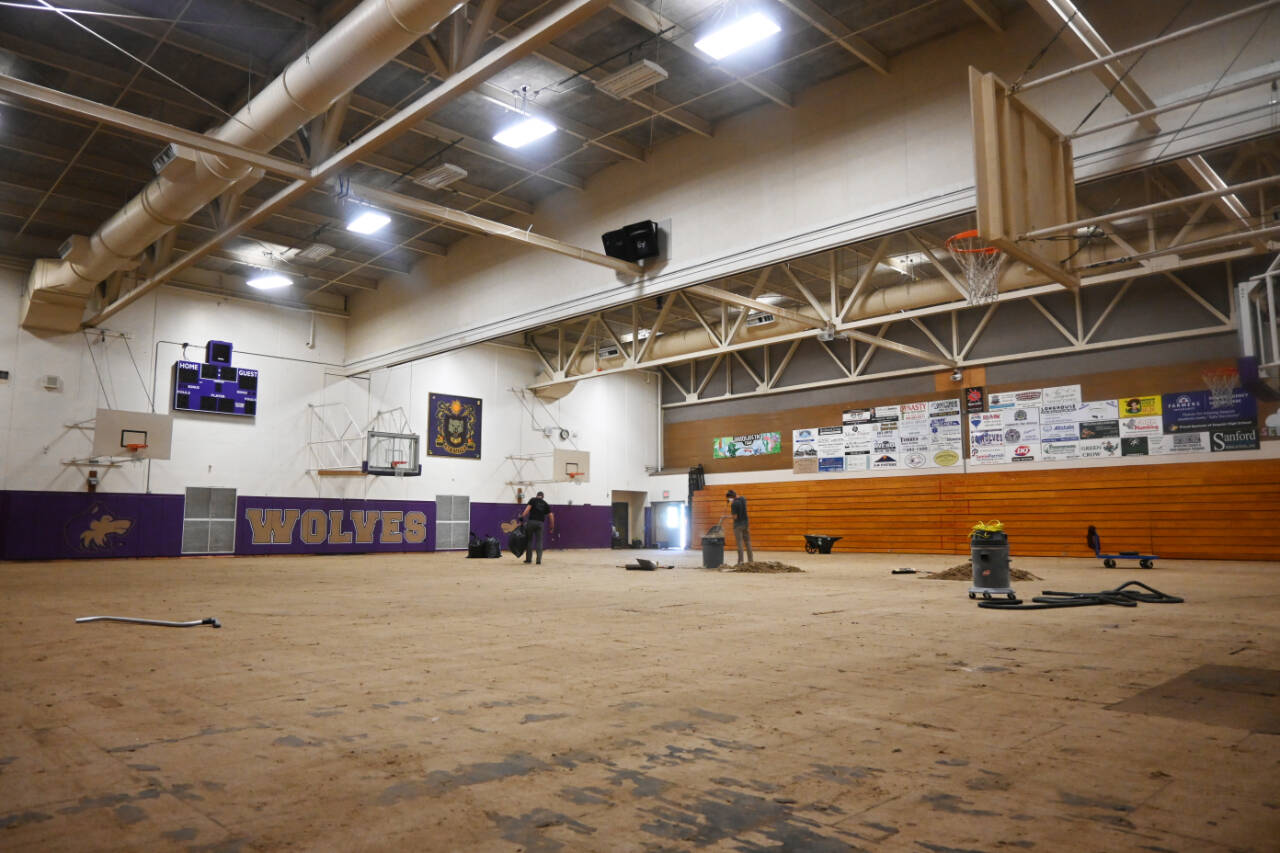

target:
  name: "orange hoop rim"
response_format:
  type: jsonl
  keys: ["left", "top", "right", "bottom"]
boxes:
{"left": 1201, "top": 367, "right": 1239, "bottom": 380}
{"left": 945, "top": 229, "right": 1001, "bottom": 255}
{"left": 125, "top": 443, "right": 148, "bottom": 452}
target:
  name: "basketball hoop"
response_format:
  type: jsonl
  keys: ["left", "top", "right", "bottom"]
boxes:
{"left": 1202, "top": 367, "right": 1239, "bottom": 409}
{"left": 946, "top": 230, "right": 1007, "bottom": 305}
{"left": 391, "top": 460, "right": 407, "bottom": 478}
{"left": 125, "top": 443, "right": 148, "bottom": 453}
{"left": 567, "top": 472, "right": 584, "bottom": 485}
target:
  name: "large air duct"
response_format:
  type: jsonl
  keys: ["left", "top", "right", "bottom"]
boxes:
{"left": 536, "top": 220, "right": 1253, "bottom": 393}
{"left": 21, "top": 0, "right": 462, "bottom": 332}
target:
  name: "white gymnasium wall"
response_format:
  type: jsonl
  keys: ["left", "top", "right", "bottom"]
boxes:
{"left": 352, "top": 344, "right": 661, "bottom": 505}
{"left": 0, "top": 267, "right": 349, "bottom": 496}
{"left": 344, "top": 1, "right": 1279, "bottom": 368}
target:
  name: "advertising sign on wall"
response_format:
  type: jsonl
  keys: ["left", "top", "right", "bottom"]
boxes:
{"left": 816, "top": 426, "right": 846, "bottom": 471}
{"left": 964, "top": 386, "right": 984, "bottom": 413}
{"left": 714, "top": 432, "right": 782, "bottom": 458}
{"left": 989, "top": 388, "right": 1044, "bottom": 409}
{"left": 1120, "top": 395, "right": 1161, "bottom": 417}
{"left": 1162, "top": 390, "right": 1257, "bottom": 433}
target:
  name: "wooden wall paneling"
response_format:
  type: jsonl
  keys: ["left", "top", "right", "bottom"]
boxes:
{"left": 693, "top": 459, "right": 1280, "bottom": 561}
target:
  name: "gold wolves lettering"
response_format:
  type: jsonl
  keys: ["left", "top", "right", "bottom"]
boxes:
{"left": 245, "top": 509, "right": 429, "bottom": 545}
{"left": 428, "top": 393, "right": 482, "bottom": 459}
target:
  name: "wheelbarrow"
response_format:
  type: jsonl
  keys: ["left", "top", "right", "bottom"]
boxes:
{"left": 803, "top": 534, "right": 842, "bottom": 554}
{"left": 1087, "top": 525, "right": 1156, "bottom": 569}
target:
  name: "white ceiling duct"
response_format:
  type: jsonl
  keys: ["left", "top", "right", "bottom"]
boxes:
{"left": 20, "top": 0, "right": 463, "bottom": 332}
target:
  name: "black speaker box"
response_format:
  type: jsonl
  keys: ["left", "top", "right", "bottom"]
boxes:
{"left": 602, "top": 220, "right": 660, "bottom": 263}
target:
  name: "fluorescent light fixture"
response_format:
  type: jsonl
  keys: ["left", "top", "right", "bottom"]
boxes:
{"left": 694, "top": 12, "right": 780, "bottom": 60}
{"left": 246, "top": 273, "right": 291, "bottom": 290}
{"left": 596, "top": 59, "right": 669, "bottom": 99}
{"left": 346, "top": 209, "right": 391, "bottom": 234}
{"left": 493, "top": 117, "right": 556, "bottom": 149}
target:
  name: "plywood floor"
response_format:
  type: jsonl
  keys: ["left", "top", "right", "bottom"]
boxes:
{"left": 1, "top": 549, "right": 1278, "bottom": 851}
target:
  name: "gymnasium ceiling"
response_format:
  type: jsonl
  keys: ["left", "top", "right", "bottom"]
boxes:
{"left": 0, "top": 0, "right": 1019, "bottom": 308}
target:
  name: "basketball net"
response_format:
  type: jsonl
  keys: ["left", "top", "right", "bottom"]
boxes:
{"left": 946, "top": 230, "right": 1007, "bottom": 306}
{"left": 1202, "top": 368, "right": 1238, "bottom": 409}
{"left": 391, "top": 460, "right": 407, "bottom": 478}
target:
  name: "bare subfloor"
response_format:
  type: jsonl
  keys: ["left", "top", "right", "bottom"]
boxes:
{"left": 1, "top": 549, "right": 1278, "bottom": 851}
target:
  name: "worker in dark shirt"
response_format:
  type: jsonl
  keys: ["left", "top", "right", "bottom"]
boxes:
{"left": 726, "top": 489, "right": 753, "bottom": 565}
{"left": 520, "top": 491, "right": 556, "bottom": 564}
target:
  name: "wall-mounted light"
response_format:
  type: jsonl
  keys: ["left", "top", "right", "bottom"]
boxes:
{"left": 694, "top": 12, "right": 780, "bottom": 60}
{"left": 346, "top": 209, "right": 391, "bottom": 235}
{"left": 246, "top": 273, "right": 291, "bottom": 290}
{"left": 493, "top": 117, "right": 556, "bottom": 149}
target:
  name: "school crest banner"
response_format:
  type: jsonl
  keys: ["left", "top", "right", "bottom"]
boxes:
{"left": 428, "top": 393, "right": 482, "bottom": 459}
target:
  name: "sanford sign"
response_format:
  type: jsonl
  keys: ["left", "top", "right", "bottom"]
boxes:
{"left": 237, "top": 498, "right": 434, "bottom": 554}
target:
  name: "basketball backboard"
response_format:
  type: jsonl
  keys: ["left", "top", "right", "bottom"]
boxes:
{"left": 366, "top": 431, "right": 421, "bottom": 476}
{"left": 969, "top": 68, "right": 1080, "bottom": 290}
{"left": 92, "top": 408, "right": 173, "bottom": 459}
{"left": 554, "top": 448, "right": 590, "bottom": 483}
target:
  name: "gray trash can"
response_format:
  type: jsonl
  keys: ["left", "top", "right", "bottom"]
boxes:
{"left": 701, "top": 535, "right": 725, "bottom": 569}
{"left": 969, "top": 530, "right": 1015, "bottom": 600}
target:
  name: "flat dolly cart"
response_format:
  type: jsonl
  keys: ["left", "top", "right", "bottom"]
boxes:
{"left": 803, "top": 534, "right": 842, "bottom": 554}
{"left": 1087, "top": 525, "right": 1157, "bottom": 569}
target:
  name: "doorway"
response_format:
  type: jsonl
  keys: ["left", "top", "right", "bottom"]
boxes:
{"left": 650, "top": 500, "right": 687, "bottom": 549}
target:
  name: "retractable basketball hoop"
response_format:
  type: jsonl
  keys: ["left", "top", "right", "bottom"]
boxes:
{"left": 946, "top": 230, "right": 1007, "bottom": 305}
{"left": 391, "top": 460, "right": 408, "bottom": 478}
{"left": 125, "top": 443, "right": 148, "bottom": 454}
{"left": 1202, "top": 366, "right": 1239, "bottom": 409}
{"left": 567, "top": 471, "right": 584, "bottom": 485}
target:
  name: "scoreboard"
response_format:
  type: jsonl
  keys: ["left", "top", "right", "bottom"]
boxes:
{"left": 172, "top": 340, "right": 258, "bottom": 417}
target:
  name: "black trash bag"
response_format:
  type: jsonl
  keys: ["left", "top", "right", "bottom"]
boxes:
{"left": 467, "top": 531, "right": 486, "bottom": 558}
{"left": 483, "top": 536, "right": 501, "bottom": 558}
{"left": 508, "top": 525, "right": 528, "bottom": 559}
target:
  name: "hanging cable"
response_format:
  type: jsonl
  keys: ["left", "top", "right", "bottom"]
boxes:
{"left": 1149, "top": 5, "right": 1275, "bottom": 164}
{"left": 1010, "top": 2, "right": 1084, "bottom": 93}
{"left": 1071, "top": 0, "right": 1195, "bottom": 135}
{"left": 122, "top": 334, "right": 154, "bottom": 411}
{"left": 82, "top": 330, "right": 114, "bottom": 410}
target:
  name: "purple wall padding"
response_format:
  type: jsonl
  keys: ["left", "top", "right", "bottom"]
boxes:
{"left": 235, "top": 496, "right": 437, "bottom": 555}
{"left": 1, "top": 490, "right": 184, "bottom": 561}
{"left": 469, "top": 501, "right": 611, "bottom": 550}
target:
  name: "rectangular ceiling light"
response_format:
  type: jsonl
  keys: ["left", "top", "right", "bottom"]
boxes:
{"left": 246, "top": 273, "right": 291, "bottom": 290}
{"left": 694, "top": 12, "right": 781, "bottom": 60}
{"left": 493, "top": 117, "right": 556, "bottom": 149}
{"left": 346, "top": 209, "right": 391, "bottom": 235}
{"left": 413, "top": 163, "right": 469, "bottom": 190}
{"left": 595, "top": 59, "right": 669, "bottom": 99}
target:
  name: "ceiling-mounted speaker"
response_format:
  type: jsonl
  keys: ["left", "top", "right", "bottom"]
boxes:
{"left": 602, "top": 220, "right": 660, "bottom": 263}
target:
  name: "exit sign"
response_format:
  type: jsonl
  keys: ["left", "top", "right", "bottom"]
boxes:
{"left": 663, "top": 490, "right": 669, "bottom": 498}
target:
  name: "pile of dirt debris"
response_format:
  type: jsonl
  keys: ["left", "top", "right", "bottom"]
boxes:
{"left": 727, "top": 561, "right": 804, "bottom": 573}
{"left": 924, "top": 560, "right": 1041, "bottom": 582}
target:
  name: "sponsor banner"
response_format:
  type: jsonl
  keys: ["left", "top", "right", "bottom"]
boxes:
{"left": 713, "top": 431, "right": 781, "bottom": 458}
{"left": 871, "top": 454, "right": 899, "bottom": 470}
{"left": 929, "top": 398, "right": 962, "bottom": 417}
{"left": 1161, "top": 390, "right": 1257, "bottom": 433}
{"left": 818, "top": 456, "right": 846, "bottom": 472}
{"left": 932, "top": 448, "right": 962, "bottom": 467}
{"left": 1120, "top": 395, "right": 1161, "bottom": 417}
{"left": 1121, "top": 437, "right": 1149, "bottom": 456}
{"left": 1078, "top": 400, "right": 1120, "bottom": 421}
{"left": 1210, "top": 425, "right": 1260, "bottom": 452}
{"left": 792, "top": 441, "right": 817, "bottom": 458}
{"left": 793, "top": 456, "right": 819, "bottom": 474}
{"left": 1005, "top": 442, "right": 1039, "bottom": 462}
{"left": 1119, "top": 416, "right": 1162, "bottom": 435}
{"left": 969, "top": 429, "right": 1004, "bottom": 453}
{"left": 1078, "top": 419, "right": 1120, "bottom": 440}
{"left": 843, "top": 423, "right": 874, "bottom": 456}
{"left": 1079, "top": 438, "right": 1123, "bottom": 458}
{"left": 964, "top": 386, "right": 984, "bottom": 413}
{"left": 793, "top": 428, "right": 816, "bottom": 444}
{"left": 1148, "top": 432, "right": 1209, "bottom": 455}
{"left": 1001, "top": 407, "right": 1040, "bottom": 439}
{"left": 1042, "top": 441, "right": 1080, "bottom": 460}
{"left": 969, "top": 446, "right": 1006, "bottom": 465}
{"left": 1041, "top": 421, "right": 1080, "bottom": 443}
{"left": 970, "top": 412, "right": 1004, "bottom": 433}
{"left": 816, "top": 426, "right": 845, "bottom": 457}
{"left": 872, "top": 405, "right": 901, "bottom": 422}
{"left": 842, "top": 409, "right": 872, "bottom": 424}
{"left": 989, "top": 388, "right": 1043, "bottom": 409}
{"left": 842, "top": 454, "right": 868, "bottom": 472}
{"left": 872, "top": 433, "right": 901, "bottom": 458}
{"left": 1040, "top": 384, "right": 1082, "bottom": 418}
{"left": 929, "top": 415, "right": 963, "bottom": 439}
{"left": 900, "top": 401, "right": 929, "bottom": 421}
{"left": 902, "top": 450, "right": 931, "bottom": 469}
